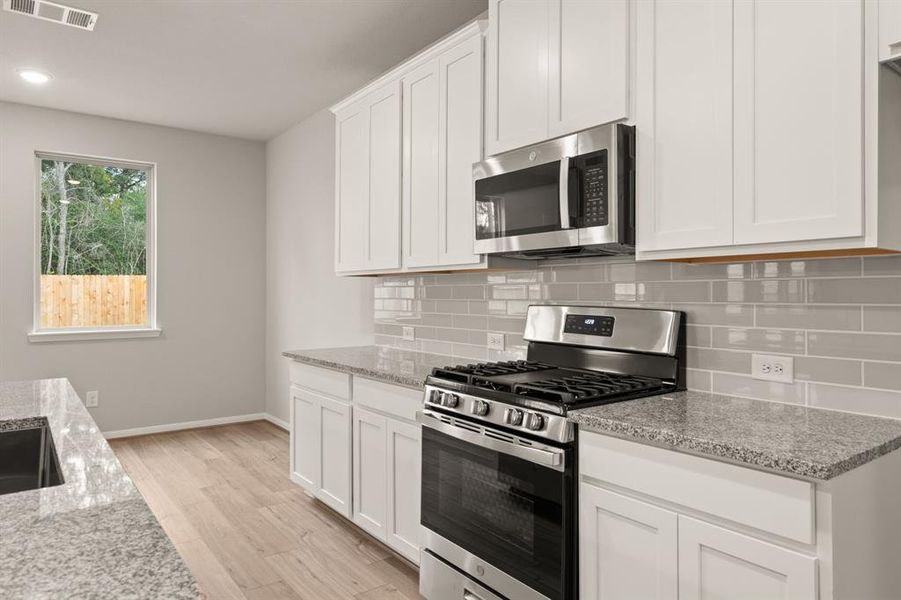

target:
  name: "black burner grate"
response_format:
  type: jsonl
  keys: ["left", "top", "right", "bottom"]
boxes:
{"left": 513, "top": 372, "right": 664, "bottom": 404}
{"left": 431, "top": 361, "right": 555, "bottom": 385}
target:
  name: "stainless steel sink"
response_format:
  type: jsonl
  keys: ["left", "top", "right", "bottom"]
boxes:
{"left": 0, "top": 424, "right": 64, "bottom": 495}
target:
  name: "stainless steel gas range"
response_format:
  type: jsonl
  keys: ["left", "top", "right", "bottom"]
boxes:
{"left": 417, "top": 305, "right": 686, "bottom": 600}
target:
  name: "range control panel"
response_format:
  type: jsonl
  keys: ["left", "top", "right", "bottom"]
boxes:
{"left": 563, "top": 314, "right": 615, "bottom": 337}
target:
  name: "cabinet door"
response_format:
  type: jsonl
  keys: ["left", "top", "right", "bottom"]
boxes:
{"left": 733, "top": 0, "right": 863, "bottom": 245}
{"left": 290, "top": 385, "right": 320, "bottom": 493}
{"left": 678, "top": 516, "right": 817, "bottom": 600}
{"left": 317, "top": 395, "right": 353, "bottom": 518}
{"left": 366, "top": 81, "right": 403, "bottom": 270}
{"left": 386, "top": 419, "right": 421, "bottom": 564}
{"left": 635, "top": 0, "right": 734, "bottom": 252}
{"left": 486, "top": 0, "right": 550, "bottom": 155}
{"left": 402, "top": 60, "right": 441, "bottom": 268}
{"left": 580, "top": 484, "right": 677, "bottom": 600}
{"left": 438, "top": 34, "right": 484, "bottom": 267}
{"left": 880, "top": 0, "right": 901, "bottom": 62}
{"left": 352, "top": 406, "right": 388, "bottom": 540}
{"left": 548, "top": 0, "right": 629, "bottom": 138}
{"left": 334, "top": 100, "right": 369, "bottom": 272}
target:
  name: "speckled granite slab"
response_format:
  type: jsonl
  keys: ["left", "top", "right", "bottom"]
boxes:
{"left": 283, "top": 345, "right": 462, "bottom": 389}
{"left": 0, "top": 379, "right": 201, "bottom": 599}
{"left": 569, "top": 390, "right": 901, "bottom": 481}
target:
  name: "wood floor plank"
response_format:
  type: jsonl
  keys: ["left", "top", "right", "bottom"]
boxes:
{"left": 111, "top": 421, "right": 420, "bottom": 600}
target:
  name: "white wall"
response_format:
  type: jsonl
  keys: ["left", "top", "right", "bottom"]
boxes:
{"left": 0, "top": 102, "right": 267, "bottom": 432}
{"left": 265, "top": 109, "right": 374, "bottom": 424}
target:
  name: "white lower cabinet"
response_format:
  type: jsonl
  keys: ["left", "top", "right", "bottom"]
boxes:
{"left": 292, "top": 366, "right": 422, "bottom": 565}
{"left": 290, "top": 385, "right": 352, "bottom": 518}
{"left": 678, "top": 516, "right": 817, "bottom": 600}
{"left": 579, "top": 484, "right": 677, "bottom": 600}
{"left": 385, "top": 419, "right": 421, "bottom": 563}
{"left": 353, "top": 406, "right": 388, "bottom": 539}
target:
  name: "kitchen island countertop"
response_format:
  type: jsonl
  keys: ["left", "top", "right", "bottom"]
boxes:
{"left": 0, "top": 379, "right": 201, "bottom": 599}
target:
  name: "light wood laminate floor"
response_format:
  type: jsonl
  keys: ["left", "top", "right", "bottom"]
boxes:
{"left": 110, "top": 421, "right": 422, "bottom": 600}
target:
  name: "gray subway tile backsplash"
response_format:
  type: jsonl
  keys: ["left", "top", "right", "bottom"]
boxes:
{"left": 372, "top": 255, "right": 901, "bottom": 419}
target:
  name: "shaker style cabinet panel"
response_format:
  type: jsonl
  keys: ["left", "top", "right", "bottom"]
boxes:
{"left": 548, "top": 0, "right": 630, "bottom": 139}
{"left": 580, "top": 483, "right": 678, "bottom": 600}
{"left": 678, "top": 516, "right": 817, "bottom": 600}
{"left": 732, "top": 0, "right": 864, "bottom": 245}
{"left": 352, "top": 406, "right": 388, "bottom": 540}
{"left": 880, "top": 0, "right": 901, "bottom": 62}
{"left": 437, "top": 33, "right": 484, "bottom": 267}
{"left": 334, "top": 81, "right": 402, "bottom": 273}
{"left": 290, "top": 386, "right": 353, "bottom": 519}
{"left": 635, "top": 0, "right": 734, "bottom": 251}
{"left": 386, "top": 418, "right": 422, "bottom": 564}
{"left": 485, "top": 0, "right": 550, "bottom": 156}
{"left": 403, "top": 60, "right": 442, "bottom": 268}
{"left": 486, "top": 0, "right": 631, "bottom": 156}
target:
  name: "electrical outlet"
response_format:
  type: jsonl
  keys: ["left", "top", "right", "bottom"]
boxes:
{"left": 751, "top": 354, "right": 794, "bottom": 384}
{"left": 85, "top": 390, "right": 99, "bottom": 408}
{"left": 402, "top": 326, "right": 415, "bottom": 341}
{"left": 487, "top": 332, "right": 505, "bottom": 351}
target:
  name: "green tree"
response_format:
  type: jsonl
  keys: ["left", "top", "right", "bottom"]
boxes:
{"left": 40, "top": 159, "right": 147, "bottom": 275}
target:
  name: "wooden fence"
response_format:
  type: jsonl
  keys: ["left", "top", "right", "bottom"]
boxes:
{"left": 40, "top": 275, "right": 147, "bottom": 328}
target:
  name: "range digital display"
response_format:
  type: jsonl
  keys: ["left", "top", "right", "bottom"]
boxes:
{"left": 563, "top": 314, "right": 615, "bottom": 337}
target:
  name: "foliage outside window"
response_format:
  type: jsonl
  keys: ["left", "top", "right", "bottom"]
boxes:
{"left": 36, "top": 153, "right": 155, "bottom": 333}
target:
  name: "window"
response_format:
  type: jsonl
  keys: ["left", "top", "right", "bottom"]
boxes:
{"left": 31, "top": 152, "right": 158, "bottom": 341}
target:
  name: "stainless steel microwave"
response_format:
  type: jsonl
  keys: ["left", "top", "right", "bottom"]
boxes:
{"left": 473, "top": 123, "right": 635, "bottom": 259}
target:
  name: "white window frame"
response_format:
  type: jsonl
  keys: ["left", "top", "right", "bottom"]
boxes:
{"left": 29, "top": 151, "right": 160, "bottom": 342}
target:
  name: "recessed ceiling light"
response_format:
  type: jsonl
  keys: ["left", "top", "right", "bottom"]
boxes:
{"left": 18, "top": 69, "right": 52, "bottom": 85}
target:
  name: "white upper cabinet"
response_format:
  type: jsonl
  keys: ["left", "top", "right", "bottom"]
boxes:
{"left": 334, "top": 81, "right": 402, "bottom": 273}
{"left": 636, "top": 0, "right": 900, "bottom": 261}
{"left": 486, "top": 0, "right": 630, "bottom": 156}
{"left": 636, "top": 0, "right": 734, "bottom": 251}
{"left": 485, "top": 0, "right": 549, "bottom": 156}
{"left": 880, "top": 0, "right": 901, "bottom": 62}
{"left": 333, "top": 21, "right": 502, "bottom": 275}
{"left": 548, "top": 0, "right": 630, "bottom": 139}
{"left": 403, "top": 60, "right": 441, "bottom": 268}
{"left": 403, "top": 31, "right": 484, "bottom": 270}
{"left": 437, "top": 33, "right": 484, "bottom": 267}
{"left": 732, "top": 0, "right": 863, "bottom": 245}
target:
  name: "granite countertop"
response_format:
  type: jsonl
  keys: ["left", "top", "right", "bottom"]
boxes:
{"left": 283, "top": 345, "right": 462, "bottom": 389}
{"left": 0, "top": 379, "right": 201, "bottom": 599}
{"left": 569, "top": 389, "right": 901, "bottom": 481}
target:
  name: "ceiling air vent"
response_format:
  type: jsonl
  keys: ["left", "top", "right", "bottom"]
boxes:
{"left": 3, "top": 0, "right": 98, "bottom": 31}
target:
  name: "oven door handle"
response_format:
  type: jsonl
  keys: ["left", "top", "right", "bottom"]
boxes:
{"left": 416, "top": 411, "right": 565, "bottom": 470}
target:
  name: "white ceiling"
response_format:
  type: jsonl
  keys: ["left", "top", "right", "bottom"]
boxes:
{"left": 0, "top": 0, "right": 487, "bottom": 140}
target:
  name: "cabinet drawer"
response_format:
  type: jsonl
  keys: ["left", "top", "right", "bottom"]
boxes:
{"left": 353, "top": 377, "right": 422, "bottom": 422}
{"left": 579, "top": 432, "right": 814, "bottom": 544}
{"left": 289, "top": 362, "right": 351, "bottom": 401}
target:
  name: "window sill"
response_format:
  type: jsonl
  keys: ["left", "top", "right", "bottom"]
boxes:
{"left": 28, "top": 328, "right": 162, "bottom": 343}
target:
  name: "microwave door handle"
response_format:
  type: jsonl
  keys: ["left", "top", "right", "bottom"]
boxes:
{"left": 416, "top": 411, "right": 565, "bottom": 470}
{"left": 559, "top": 156, "right": 571, "bottom": 229}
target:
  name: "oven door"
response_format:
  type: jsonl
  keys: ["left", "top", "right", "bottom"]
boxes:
{"left": 418, "top": 411, "right": 574, "bottom": 600}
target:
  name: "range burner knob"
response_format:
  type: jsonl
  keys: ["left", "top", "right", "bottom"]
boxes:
{"left": 525, "top": 413, "right": 545, "bottom": 431}
{"left": 504, "top": 408, "right": 524, "bottom": 426}
{"left": 471, "top": 399, "right": 490, "bottom": 416}
{"left": 442, "top": 393, "right": 460, "bottom": 408}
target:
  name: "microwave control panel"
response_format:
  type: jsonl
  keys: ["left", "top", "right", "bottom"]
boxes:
{"left": 578, "top": 150, "right": 608, "bottom": 227}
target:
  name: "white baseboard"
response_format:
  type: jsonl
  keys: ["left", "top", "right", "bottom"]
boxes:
{"left": 103, "top": 413, "right": 267, "bottom": 439}
{"left": 263, "top": 413, "right": 290, "bottom": 431}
